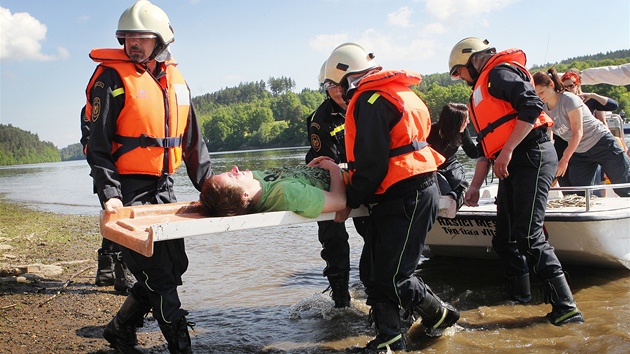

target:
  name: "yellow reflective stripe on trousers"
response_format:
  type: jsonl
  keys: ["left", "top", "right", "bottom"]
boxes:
{"left": 143, "top": 271, "right": 171, "bottom": 324}
{"left": 377, "top": 334, "right": 402, "bottom": 348}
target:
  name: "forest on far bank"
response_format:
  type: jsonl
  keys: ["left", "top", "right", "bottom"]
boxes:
{"left": 2, "top": 49, "right": 629, "bottom": 166}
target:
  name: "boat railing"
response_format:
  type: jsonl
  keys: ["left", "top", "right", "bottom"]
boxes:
{"left": 550, "top": 183, "right": 630, "bottom": 211}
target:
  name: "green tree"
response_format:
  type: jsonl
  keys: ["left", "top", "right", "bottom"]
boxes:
{"left": 268, "top": 76, "right": 296, "bottom": 95}
{"left": 0, "top": 124, "right": 61, "bottom": 166}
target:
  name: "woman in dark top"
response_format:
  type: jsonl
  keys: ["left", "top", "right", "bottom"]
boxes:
{"left": 427, "top": 102, "right": 479, "bottom": 208}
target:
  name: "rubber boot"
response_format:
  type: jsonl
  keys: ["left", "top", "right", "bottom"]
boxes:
{"left": 113, "top": 252, "right": 136, "bottom": 295}
{"left": 502, "top": 273, "right": 531, "bottom": 303}
{"left": 158, "top": 316, "right": 194, "bottom": 354}
{"left": 103, "top": 293, "right": 151, "bottom": 353}
{"left": 544, "top": 273, "right": 584, "bottom": 326}
{"left": 413, "top": 288, "right": 460, "bottom": 337}
{"left": 328, "top": 273, "right": 351, "bottom": 308}
{"left": 95, "top": 249, "right": 115, "bottom": 287}
{"left": 362, "top": 302, "right": 405, "bottom": 353}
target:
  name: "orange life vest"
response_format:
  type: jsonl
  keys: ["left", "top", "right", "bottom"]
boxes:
{"left": 345, "top": 70, "right": 445, "bottom": 195}
{"left": 85, "top": 48, "right": 190, "bottom": 176}
{"left": 469, "top": 49, "right": 554, "bottom": 159}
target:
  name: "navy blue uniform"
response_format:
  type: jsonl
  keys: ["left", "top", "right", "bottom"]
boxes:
{"left": 86, "top": 65, "right": 212, "bottom": 324}
{"left": 306, "top": 98, "right": 367, "bottom": 280}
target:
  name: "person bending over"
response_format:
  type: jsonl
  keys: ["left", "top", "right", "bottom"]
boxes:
{"left": 427, "top": 102, "right": 479, "bottom": 209}
{"left": 200, "top": 156, "right": 346, "bottom": 217}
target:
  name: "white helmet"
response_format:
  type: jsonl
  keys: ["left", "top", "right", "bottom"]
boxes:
{"left": 318, "top": 60, "right": 327, "bottom": 87}
{"left": 116, "top": 0, "right": 174, "bottom": 47}
{"left": 448, "top": 37, "right": 494, "bottom": 79}
{"left": 324, "top": 42, "right": 380, "bottom": 85}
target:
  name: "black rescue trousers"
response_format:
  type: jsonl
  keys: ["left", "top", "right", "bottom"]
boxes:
{"left": 118, "top": 174, "right": 190, "bottom": 326}
{"left": 359, "top": 173, "right": 439, "bottom": 309}
{"left": 492, "top": 133, "right": 563, "bottom": 281}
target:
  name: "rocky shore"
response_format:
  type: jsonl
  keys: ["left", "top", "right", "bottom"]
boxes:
{"left": 0, "top": 198, "right": 168, "bottom": 353}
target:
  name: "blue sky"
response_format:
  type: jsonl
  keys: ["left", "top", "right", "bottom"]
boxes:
{"left": 1, "top": 0, "right": 629, "bottom": 148}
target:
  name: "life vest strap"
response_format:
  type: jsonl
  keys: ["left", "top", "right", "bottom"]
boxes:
{"left": 112, "top": 134, "right": 183, "bottom": 161}
{"left": 388, "top": 139, "right": 428, "bottom": 157}
{"left": 476, "top": 112, "right": 518, "bottom": 143}
{"left": 347, "top": 139, "right": 428, "bottom": 171}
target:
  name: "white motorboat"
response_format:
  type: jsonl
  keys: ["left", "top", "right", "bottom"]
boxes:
{"left": 426, "top": 183, "right": 630, "bottom": 269}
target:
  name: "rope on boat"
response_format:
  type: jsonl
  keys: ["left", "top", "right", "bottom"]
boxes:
{"left": 546, "top": 194, "right": 596, "bottom": 209}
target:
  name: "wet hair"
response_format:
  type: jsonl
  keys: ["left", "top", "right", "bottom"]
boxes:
{"left": 533, "top": 67, "right": 564, "bottom": 93}
{"left": 199, "top": 175, "right": 249, "bottom": 216}
{"left": 436, "top": 103, "right": 469, "bottom": 147}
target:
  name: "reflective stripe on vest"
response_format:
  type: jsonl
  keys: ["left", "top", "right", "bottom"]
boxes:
{"left": 345, "top": 70, "right": 444, "bottom": 195}
{"left": 87, "top": 48, "right": 190, "bottom": 176}
{"left": 470, "top": 49, "right": 553, "bottom": 159}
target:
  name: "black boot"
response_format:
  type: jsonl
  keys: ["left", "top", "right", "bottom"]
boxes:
{"left": 413, "top": 287, "right": 459, "bottom": 337}
{"left": 159, "top": 316, "right": 194, "bottom": 354}
{"left": 95, "top": 249, "right": 115, "bottom": 287}
{"left": 327, "top": 273, "right": 351, "bottom": 308}
{"left": 103, "top": 293, "right": 151, "bottom": 353}
{"left": 361, "top": 302, "right": 405, "bottom": 353}
{"left": 113, "top": 252, "right": 136, "bottom": 295}
{"left": 502, "top": 273, "right": 531, "bottom": 303}
{"left": 544, "top": 273, "right": 584, "bottom": 326}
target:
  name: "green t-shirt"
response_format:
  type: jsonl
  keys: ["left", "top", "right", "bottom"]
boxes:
{"left": 251, "top": 166, "right": 330, "bottom": 218}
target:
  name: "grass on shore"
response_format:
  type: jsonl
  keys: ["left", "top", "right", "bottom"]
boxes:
{"left": 0, "top": 198, "right": 101, "bottom": 268}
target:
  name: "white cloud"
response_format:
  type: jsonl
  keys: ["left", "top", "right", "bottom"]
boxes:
{"left": 309, "top": 33, "right": 350, "bottom": 53}
{"left": 308, "top": 0, "right": 520, "bottom": 72}
{"left": 0, "top": 7, "right": 68, "bottom": 61}
{"left": 424, "top": 0, "right": 520, "bottom": 21}
{"left": 355, "top": 29, "right": 438, "bottom": 64}
{"left": 387, "top": 7, "right": 414, "bottom": 28}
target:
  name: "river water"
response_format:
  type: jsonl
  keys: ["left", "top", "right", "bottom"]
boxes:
{"left": 0, "top": 148, "right": 628, "bottom": 353}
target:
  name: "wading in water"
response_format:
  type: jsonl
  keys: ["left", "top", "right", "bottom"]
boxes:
{"left": 327, "top": 42, "right": 460, "bottom": 352}
{"left": 448, "top": 37, "right": 584, "bottom": 326}
{"left": 305, "top": 61, "right": 370, "bottom": 309}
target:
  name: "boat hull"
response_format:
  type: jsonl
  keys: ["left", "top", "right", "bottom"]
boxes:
{"left": 426, "top": 192, "right": 630, "bottom": 269}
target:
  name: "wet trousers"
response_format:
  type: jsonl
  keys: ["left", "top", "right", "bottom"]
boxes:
{"left": 493, "top": 139, "right": 563, "bottom": 280}
{"left": 318, "top": 217, "right": 369, "bottom": 277}
{"left": 359, "top": 182, "right": 439, "bottom": 309}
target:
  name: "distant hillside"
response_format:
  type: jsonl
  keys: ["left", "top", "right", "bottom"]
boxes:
{"left": 530, "top": 49, "right": 630, "bottom": 72}
{"left": 558, "top": 49, "right": 630, "bottom": 64}
{"left": 0, "top": 124, "right": 60, "bottom": 166}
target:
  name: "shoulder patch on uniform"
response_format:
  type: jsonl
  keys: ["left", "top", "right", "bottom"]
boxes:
{"left": 91, "top": 97, "right": 101, "bottom": 122}
{"left": 310, "top": 134, "right": 322, "bottom": 152}
{"left": 310, "top": 122, "right": 321, "bottom": 130}
{"left": 367, "top": 92, "right": 380, "bottom": 104}
{"left": 94, "top": 81, "right": 105, "bottom": 89}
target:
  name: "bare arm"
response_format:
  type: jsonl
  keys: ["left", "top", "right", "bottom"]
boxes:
{"left": 464, "top": 156, "right": 490, "bottom": 207}
{"left": 311, "top": 158, "right": 347, "bottom": 213}
{"left": 556, "top": 107, "right": 583, "bottom": 177}
{"left": 580, "top": 92, "right": 610, "bottom": 107}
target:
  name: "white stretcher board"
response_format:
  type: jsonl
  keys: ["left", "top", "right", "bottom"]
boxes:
{"left": 100, "top": 197, "right": 456, "bottom": 257}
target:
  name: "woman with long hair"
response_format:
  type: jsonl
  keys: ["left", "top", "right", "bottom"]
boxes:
{"left": 427, "top": 102, "right": 479, "bottom": 208}
{"left": 533, "top": 67, "right": 630, "bottom": 197}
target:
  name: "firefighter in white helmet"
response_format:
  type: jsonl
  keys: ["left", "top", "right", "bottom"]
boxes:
{"left": 449, "top": 37, "right": 583, "bottom": 326}
{"left": 305, "top": 59, "right": 370, "bottom": 309}
{"left": 329, "top": 42, "right": 459, "bottom": 351}
{"left": 82, "top": 1, "right": 213, "bottom": 352}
